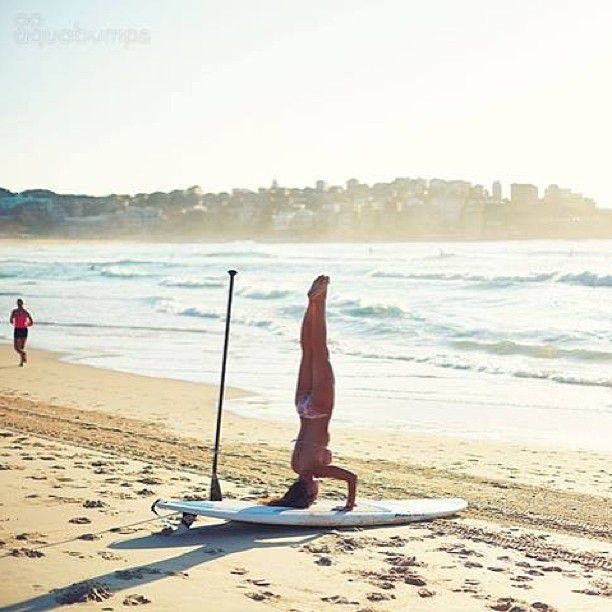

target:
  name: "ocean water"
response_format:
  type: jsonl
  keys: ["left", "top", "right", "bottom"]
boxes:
{"left": 1, "top": 240, "right": 611, "bottom": 452}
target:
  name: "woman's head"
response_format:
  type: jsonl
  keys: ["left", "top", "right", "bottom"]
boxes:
{"left": 17, "top": 298, "right": 23, "bottom": 308}
{"left": 267, "top": 476, "right": 319, "bottom": 508}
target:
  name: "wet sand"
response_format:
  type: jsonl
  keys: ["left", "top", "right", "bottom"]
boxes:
{"left": 1, "top": 345, "right": 610, "bottom": 610}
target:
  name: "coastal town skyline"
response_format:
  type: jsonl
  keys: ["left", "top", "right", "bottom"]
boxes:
{"left": 2, "top": 174, "right": 609, "bottom": 240}
{"left": 1, "top": 174, "right": 609, "bottom": 209}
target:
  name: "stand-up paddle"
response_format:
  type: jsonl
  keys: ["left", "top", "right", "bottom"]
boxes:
{"left": 210, "top": 269, "right": 237, "bottom": 501}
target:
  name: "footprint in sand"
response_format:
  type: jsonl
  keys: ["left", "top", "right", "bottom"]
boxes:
{"left": 55, "top": 582, "right": 112, "bottom": 605}
{"left": 83, "top": 499, "right": 106, "bottom": 508}
{"left": 15, "top": 532, "right": 47, "bottom": 544}
{"left": 246, "top": 591, "right": 280, "bottom": 602}
{"left": 10, "top": 548, "right": 45, "bottom": 558}
{"left": 314, "top": 554, "right": 333, "bottom": 566}
{"left": 97, "top": 551, "right": 124, "bottom": 561}
{"left": 366, "top": 592, "right": 395, "bottom": 602}
{"left": 123, "top": 593, "right": 151, "bottom": 606}
{"left": 321, "top": 595, "right": 360, "bottom": 605}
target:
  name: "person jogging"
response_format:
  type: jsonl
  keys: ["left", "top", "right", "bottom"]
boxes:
{"left": 10, "top": 298, "right": 33, "bottom": 367}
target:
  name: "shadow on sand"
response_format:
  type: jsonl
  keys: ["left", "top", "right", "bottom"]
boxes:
{"left": 3, "top": 520, "right": 325, "bottom": 611}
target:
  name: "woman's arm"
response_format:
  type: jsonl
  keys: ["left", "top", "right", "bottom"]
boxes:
{"left": 9, "top": 310, "right": 14, "bottom": 324}
{"left": 313, "top": 465, "right": 357, "bottom": 511}
{"left": 26, "top": 310, "right": 34, "bottom": 326}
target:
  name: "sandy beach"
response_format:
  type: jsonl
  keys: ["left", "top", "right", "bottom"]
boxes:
{"left": 1, "top": 345, "right": 611, "bottom": 611}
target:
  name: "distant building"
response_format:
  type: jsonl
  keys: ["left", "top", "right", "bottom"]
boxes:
{"left": 510, "top": 183, "right": 538, "bottom": 206}
{"left": 492, "top": 181, "right": 502, "bottom": 202}
{"left": 544, "top": 184, "right": 561, "bottom": 206}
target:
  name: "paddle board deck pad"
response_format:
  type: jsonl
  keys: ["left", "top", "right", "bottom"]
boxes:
{"left": 152, "top": 498, "right": 468, "bottom": 528}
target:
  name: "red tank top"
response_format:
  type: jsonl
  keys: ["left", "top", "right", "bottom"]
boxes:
{"left": 13, "top": 311, "right": 30, "bottom": 328}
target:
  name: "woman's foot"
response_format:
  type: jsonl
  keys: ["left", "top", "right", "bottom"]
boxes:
{"left": 307, "top": 275, "right": 325, "bottom": 298}
{"left": 308, "top": 275, "right": 329, "bottom": 301}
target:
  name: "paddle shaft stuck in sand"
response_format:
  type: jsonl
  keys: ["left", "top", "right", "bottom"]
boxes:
{"left": 210, "top": 269, "right": 237, "bottom": 501}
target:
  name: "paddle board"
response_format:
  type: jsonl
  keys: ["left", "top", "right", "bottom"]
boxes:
{"left": 153, "top": 498, "right": 468, "bottom": 528}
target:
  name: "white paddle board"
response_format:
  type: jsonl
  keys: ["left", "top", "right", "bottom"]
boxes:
{"left": 154, "top": 498, "right": 467, "bottom": 528}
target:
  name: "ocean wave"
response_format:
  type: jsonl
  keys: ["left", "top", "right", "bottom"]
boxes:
{"left": 154, "top": 299, "right": 274, "bottom": 328}
{"left": 234, "top": 316, "right": 276, "bottom": 329}
{"left": 153, "top": 298, "right": 222, "bottom": 319}
{"left": 557, "top": 272, "right": 612, "bottom": 287}
{"left": 99, "top": 266, "right": 156, "bottom": 279}
{"left": 160, "top": 278, "right": 224, "bottom": 288}
{"left": 238, "top": 288, "right": 293, "bottom": 300}
{"left": 1, "top": 257, "right": 176, "bottom": 267}
{"left": 513, "top": 371, "right": 612, "bottom": 388}
{"left": 342, "top": 346, "right": 612, "bottom": 388}
{"left": 452, "top": 340, "right": 612, "bottom": 362}
{"left": 369, "top": 270, "right": 555, "bottom": 283}
{"left": 35, "top": 321, "right": 210, "bottom": 334}
{"left": 329, "top": 296, "right": 361, "bottom": 308}
{"left": 328, "top": 295, "right": 406, "bottom": 319}
{"left": 175, "top": 307, "right": 221, "bottom": 319}
{"left": 341, "top": 303, "right": 405, "bottom": 319}
{"left": 369, "top": 268, "right": 612, "bottom": 288}
{"left": 93, "top": 258, "right": 172, "bottom": 266}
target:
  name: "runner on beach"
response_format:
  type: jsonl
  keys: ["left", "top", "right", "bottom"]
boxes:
{"left": 10, "top": 298, "right": 33, "bottom": 367}
{"left": 268, "top": 275, "right": 357, "bottom": 510}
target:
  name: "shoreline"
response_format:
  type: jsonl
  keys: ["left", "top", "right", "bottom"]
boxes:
{"left": 2, "top": 340, "right": 609, "bottom": 459}
{"left": 1, "top": 343, "right": 610, "bottom": 497}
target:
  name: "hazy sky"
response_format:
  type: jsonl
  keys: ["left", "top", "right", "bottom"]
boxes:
{"left": 1, "top": 0, "right": 610, "bottom": 206}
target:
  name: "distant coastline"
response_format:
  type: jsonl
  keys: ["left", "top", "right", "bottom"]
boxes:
{"left": 2, "top": 177, "right": 611, "bottom": 241}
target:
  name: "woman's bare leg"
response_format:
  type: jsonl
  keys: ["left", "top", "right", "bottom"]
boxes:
{"left": 295, "top": 304, "right": 313, "bottom": 401}
{"left": 309, "top": 277, "right": 334, "bottom": 412}
{"left": 295, "top": 277, "right": 324, "bottom": 401}
{"left": 14, "top": 338, "right": 25, "bottom": 366}
{"left": 295, "top": 275, "right": 332, "bottom": 402}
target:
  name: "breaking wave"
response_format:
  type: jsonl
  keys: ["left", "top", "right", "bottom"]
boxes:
{"left": 369, "top": 269, "right": 612, "bottom": 287}
{"left": 329, "top": 296, "right": 406, "bottom": 319}
{"left": 160, "top": 278, "right": 224, "bottom": 288}
{"left": 513, "top": 371, "right": 612, "bottom": 388}
{"left": 35, "top": 320, "right": 210, "bottom": 334}
{"left": 557, "top": 272, "right": 612, "bottom": 287}
{"left": 178, "top": 307, "right": 221, "bottom": 319}
{"left": 99, "top": 266, "right": 156, "bottom": 279}
{"left": 341, "top": 347, "right": 612, "bottom": 388}
{"left": 452, "top": 340, "right": 612, "bottom": 362}
{"left": 238, "top": 288, "right": 293, "bottom": 300}
{"left": 369, "top": 270, "right": 555, "bottom": 283}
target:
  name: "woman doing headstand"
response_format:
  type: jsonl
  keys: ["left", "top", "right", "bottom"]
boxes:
{"left": 269, "top": 275, "right": 357, "bottom": 510}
